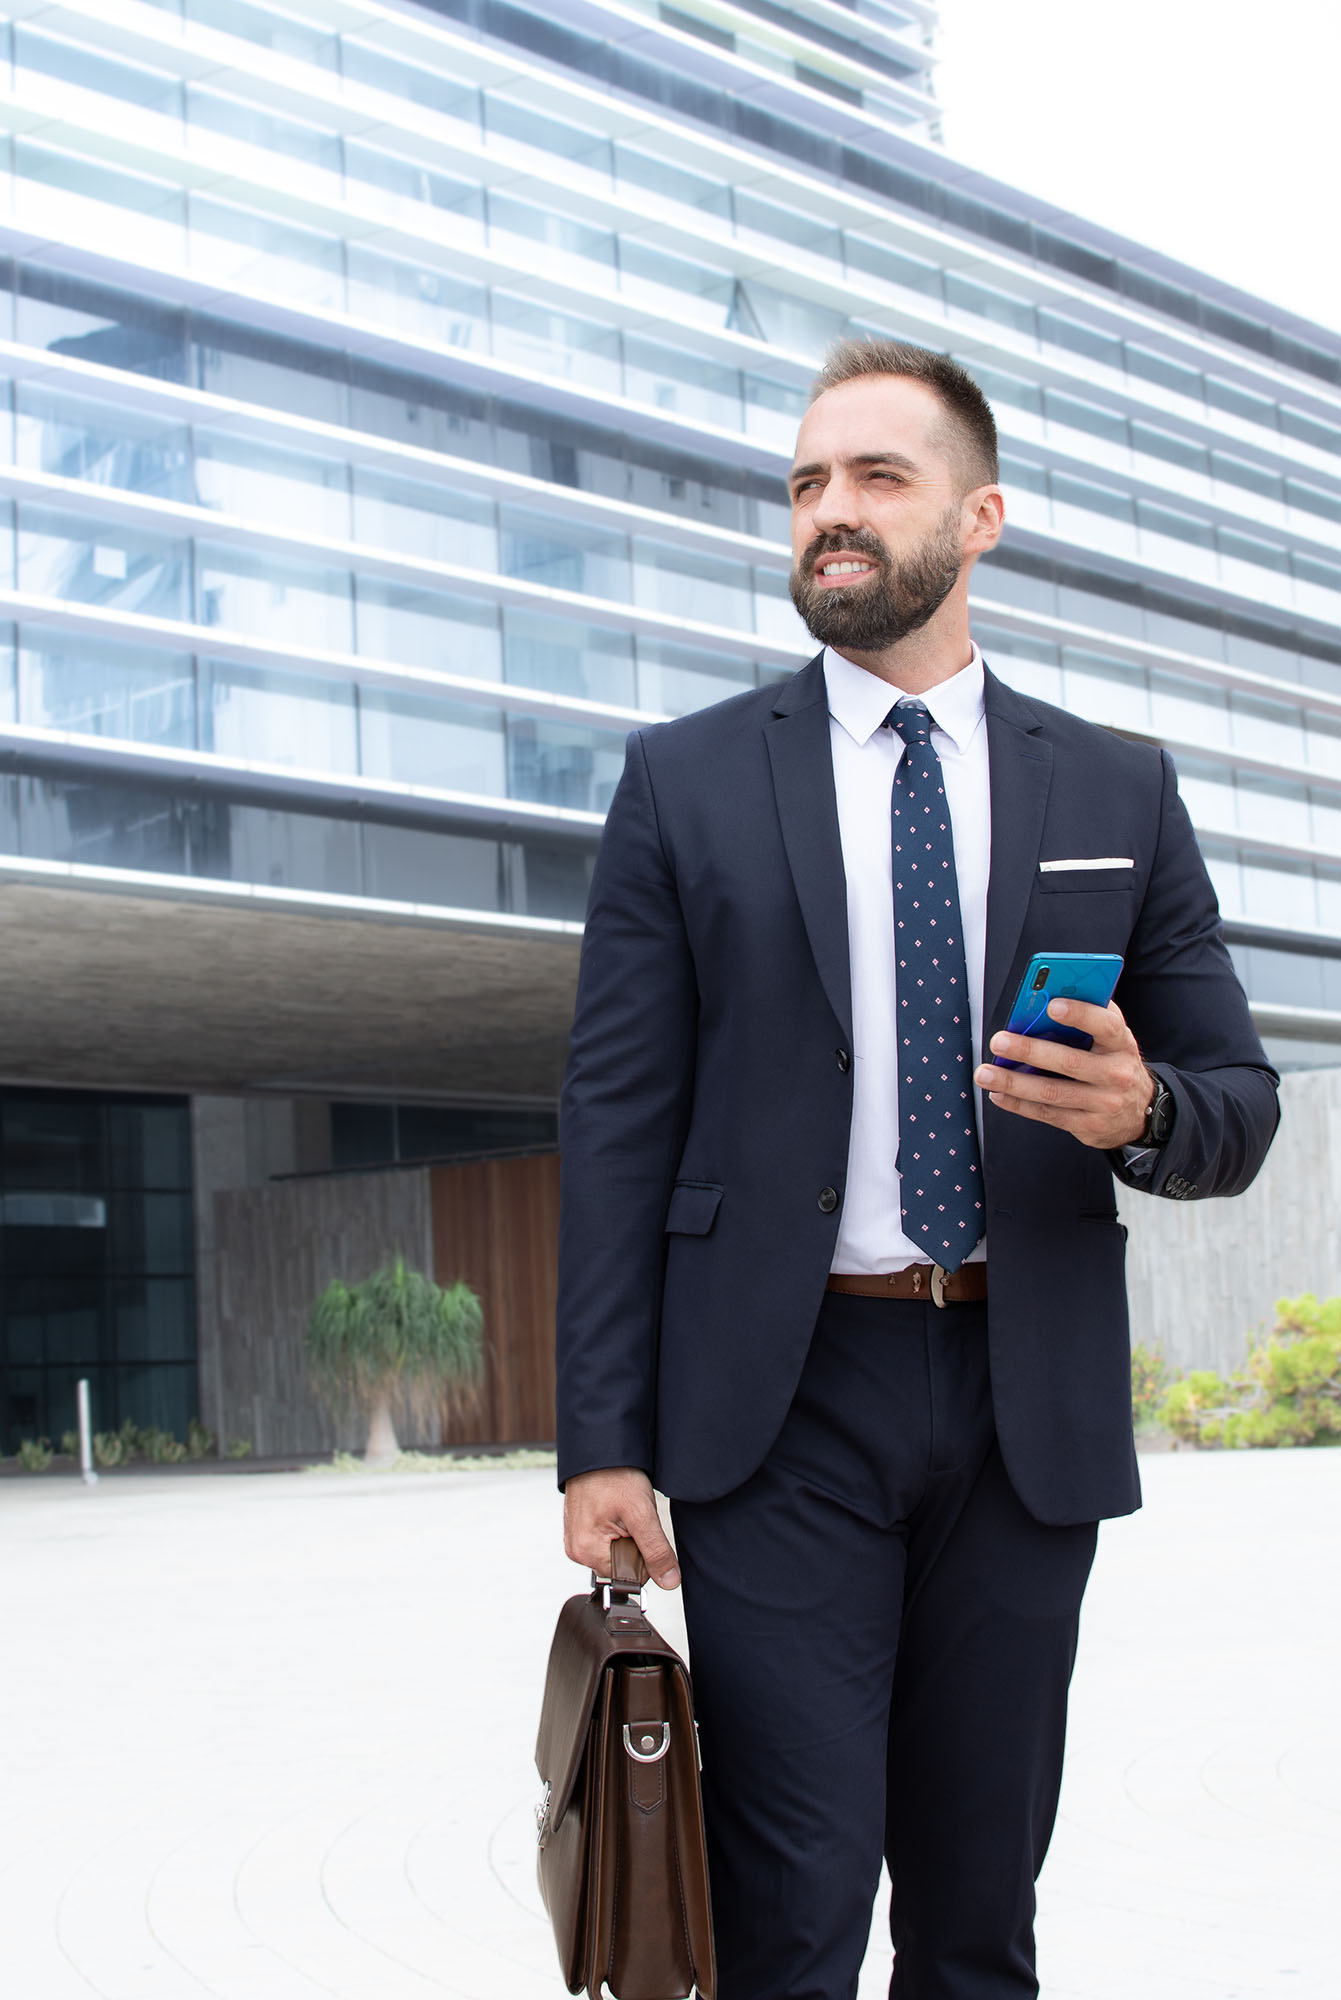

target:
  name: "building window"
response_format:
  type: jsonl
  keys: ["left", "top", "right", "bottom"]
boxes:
{"left": 0, "top": 1090, "right": 196, "bottom": 1453}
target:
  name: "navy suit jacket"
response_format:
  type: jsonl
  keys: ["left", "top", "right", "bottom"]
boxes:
{"left": 556, "top": 655, "right": 1280, "bottom": 1525}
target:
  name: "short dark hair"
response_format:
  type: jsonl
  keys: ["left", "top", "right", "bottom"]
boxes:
{"left": 809, "top": 338, "right": 999, "bottom": 488}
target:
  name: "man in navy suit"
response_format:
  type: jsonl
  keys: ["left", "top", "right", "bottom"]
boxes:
{"left": 556, "top": 340, "right": 1278, "bottom": 1998}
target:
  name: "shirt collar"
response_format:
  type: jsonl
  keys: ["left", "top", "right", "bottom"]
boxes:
{"left": 823, "top": 642, "right": 985, "bottom": 753}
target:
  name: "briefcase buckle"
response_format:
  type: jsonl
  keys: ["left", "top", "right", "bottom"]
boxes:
{"left": 624, "top": 1722, "right": 671, "bottom": 1763}
{"left": 535, "top": 1779, "right": 553, "bottom": 1848}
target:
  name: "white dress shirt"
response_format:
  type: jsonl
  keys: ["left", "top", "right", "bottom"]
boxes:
{"left": 824, "top": 643, "right": 991, "bottom": 1273}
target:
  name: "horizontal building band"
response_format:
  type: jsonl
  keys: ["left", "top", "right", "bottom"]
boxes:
{"left": 4, "top": 578, "right": 1340, "bottom": 750}
{"left": 0, "top": 741, "right": 1338, "bottom": 953}
{"left": 0, "top": 758, "right": 600, "bottom": 922}
{"left": 3, "top": 347, "right": 1340, "bottom": 589}
{"left": 6, "top": 603, "right": 1341, "bottom": 832}
{"left": 2, "top": 430, "right": 1338, "bottom": 652}
{"left": 0, "top": 725, "right": 611, "bottom": 840}
{"left": 0, "top": 847, "right": 584, "bottom": 937}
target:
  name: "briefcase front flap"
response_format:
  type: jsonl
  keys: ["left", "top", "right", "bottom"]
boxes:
{"left": 536, "top": 1589, "right": 686, "bottom": 1834}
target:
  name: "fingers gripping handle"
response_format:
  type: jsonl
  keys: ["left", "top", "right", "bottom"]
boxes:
{"left": 591, "top": 1534, "right": 650, "bottom": 1597}
{"left": 611, "top": 1536, "right": 649, "bottom": 1592}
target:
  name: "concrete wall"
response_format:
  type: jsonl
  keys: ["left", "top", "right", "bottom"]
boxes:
{"left": 1120, "top": 1066, "right": 1341, "bottom": 1376}
{"left": 191, "top": 1096, "right": 333, "bottom": 1441}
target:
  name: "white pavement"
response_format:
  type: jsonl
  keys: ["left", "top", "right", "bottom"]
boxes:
{"left": 0, "top": 1447, "right": 1336, "bottom": 2000}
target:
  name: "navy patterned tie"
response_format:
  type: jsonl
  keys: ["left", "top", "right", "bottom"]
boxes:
{"left": 887, "top": 701, "right": 984, "bottom": 1271}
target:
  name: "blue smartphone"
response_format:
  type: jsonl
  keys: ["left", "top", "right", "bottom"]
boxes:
{"left": 993, "top": 952, "right": 1124, "bottom": 1071}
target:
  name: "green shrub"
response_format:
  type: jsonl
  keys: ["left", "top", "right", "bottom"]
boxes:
{"left": 17, "top": 1436, "right": 53, "bottom": 1472}
{"left": 59, "top": 1429, "right": 79, "bottom": 1458}
{"left": 186, "top": 1418, "right": 216, "bottom": 1460}
{"left": 1131, "top": 1341, "right": 1171, "bottom": 1426}
{"left": 93, "top": 1430, "right": 128, "bottom": 1468}
{"left": 224, "top": 1437, "right": 252, "bottom": 1459}
{"left": 1158, "top": 1294, "right": 1341, "bottom": 1448}
{"left": 138, "top": 1426, "right": 188, "bottom": 1464}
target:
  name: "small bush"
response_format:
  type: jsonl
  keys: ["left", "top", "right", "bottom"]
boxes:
{"left": 138, "top": 1427, "right": 188, "bottom": 1464}
{"left": 187, "top": 1418, "right": 216, "bottom": 1460}
{"left": 17, "top": 1437, "right": 53, "bottom": 1472}
{"left": 224, "top": 1438, "right": 252, "bottom": 1459}
{"left": 93, "top": 1430, "right": 128, "bottom": 1468}
{"left": 1158, "top": 1294, "right": 1341, "bottom": 1448}
{"left": 1131, "top": 1342, "right": 1171, "bottom": 1426}
{"left": 59, "top": 1429, "right": 79, "bottom": 1458}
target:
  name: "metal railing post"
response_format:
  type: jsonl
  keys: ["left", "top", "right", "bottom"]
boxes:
{"left": 76, "top": 1378, "right": 98, "bottom": 1488}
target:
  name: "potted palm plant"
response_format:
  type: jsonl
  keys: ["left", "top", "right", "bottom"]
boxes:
{"left": 305, "top": 1255, "right": 484, "bottom": 1465}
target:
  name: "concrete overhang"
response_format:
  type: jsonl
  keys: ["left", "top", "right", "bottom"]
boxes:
{"left": 0, "top": 874, "right": 581, "bottom": 1100}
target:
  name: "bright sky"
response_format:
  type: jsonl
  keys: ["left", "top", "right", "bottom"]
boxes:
{"left": 935, "top": 0, "right": 1341, "bottom": 339}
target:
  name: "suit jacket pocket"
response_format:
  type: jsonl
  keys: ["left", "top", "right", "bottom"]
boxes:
{"left": 664, "top": 1181, "right": 724, "bottom": 1235}
{"left": 1038, "top": 869, "right": 1136, "bottom": 895}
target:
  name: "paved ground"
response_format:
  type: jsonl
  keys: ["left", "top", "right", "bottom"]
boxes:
{"left": 0, "top": 1447, "right": 1336, "bottom": 2000}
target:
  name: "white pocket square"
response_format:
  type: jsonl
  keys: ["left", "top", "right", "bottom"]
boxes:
{"left": 1039, "top": 857, "right": 1135, "bottom": 873}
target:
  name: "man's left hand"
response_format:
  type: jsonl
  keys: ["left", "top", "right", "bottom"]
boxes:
{"left": 974, "top": 999, "right": 1154, "bottom": 1150}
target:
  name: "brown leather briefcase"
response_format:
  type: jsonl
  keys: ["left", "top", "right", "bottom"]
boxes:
{"left": 535, "top": 1536, "right": 716, "bottom": 2000}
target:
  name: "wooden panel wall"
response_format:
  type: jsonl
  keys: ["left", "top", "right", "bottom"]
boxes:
{"left": 215, "top": 1168, "right": 434, "bottom": 1457}
{"left": 431, "top": 1154, "right": 560, "bottom": 1447}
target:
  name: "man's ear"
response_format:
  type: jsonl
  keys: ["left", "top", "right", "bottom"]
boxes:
{"left": 964, "top": 484, "right": 1005, "bottom": 553}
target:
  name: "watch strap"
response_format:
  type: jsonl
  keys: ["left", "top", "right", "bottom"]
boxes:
{"left": 1140, "top": 1072, "right": 1174, "bottom": 1147}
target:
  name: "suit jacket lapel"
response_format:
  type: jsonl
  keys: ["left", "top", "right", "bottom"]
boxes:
{"left": 983, "top": 667, "right": 1052, "bottom": 1033}
{"left": 764, "top": 656, "right": 853, "bottom": 1044}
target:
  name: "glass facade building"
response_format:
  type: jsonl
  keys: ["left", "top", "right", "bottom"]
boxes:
{"left": 2, "top": 0, "right": 1340, "bottom": 1439}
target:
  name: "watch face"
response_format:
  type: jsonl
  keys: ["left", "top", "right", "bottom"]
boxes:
{"left": 1149, "top": 1084, "right": 1173, "bottom": 1143}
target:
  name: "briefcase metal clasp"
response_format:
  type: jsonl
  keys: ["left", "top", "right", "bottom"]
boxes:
{"left": 623, "top": 1722, "right": 671, "bottom": 1763}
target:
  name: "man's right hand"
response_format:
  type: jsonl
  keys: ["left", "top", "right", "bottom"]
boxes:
{"left": 563, "top": 1466, "right": 681, "bottom": 1590}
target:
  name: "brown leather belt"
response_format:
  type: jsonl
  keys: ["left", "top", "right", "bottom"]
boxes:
{"left": 826, "top": 1263, "right": 987, "bottom": 1307}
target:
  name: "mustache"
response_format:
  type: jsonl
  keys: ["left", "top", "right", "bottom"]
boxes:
{"left": 800, "top": 529, "right": 891, "bottom": 578}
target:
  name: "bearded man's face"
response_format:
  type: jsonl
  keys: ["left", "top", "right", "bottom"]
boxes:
{"left": 787, "top": 376, "right": 982, "bottom": 656}
{"left": 788, "top": 510, "right": 964, "bottom": 652}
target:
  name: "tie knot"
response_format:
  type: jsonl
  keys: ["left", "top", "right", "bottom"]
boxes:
{"left": 887, "top": 701, "right": 932, "bottom": 748}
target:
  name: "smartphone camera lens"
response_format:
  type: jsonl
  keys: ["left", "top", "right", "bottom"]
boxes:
{"left": 1032, "top": 966, "right": 1050, "bottom": 992}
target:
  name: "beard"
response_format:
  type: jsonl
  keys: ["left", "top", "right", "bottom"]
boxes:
{"left": 788, "top": 510, "right": 964, "bottom": 653}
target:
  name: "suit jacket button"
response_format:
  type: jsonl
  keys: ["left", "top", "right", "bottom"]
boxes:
{"left": 818, "top": 1186, "right": 839, "bottom": 1213}
{"left": 835, "top": 1049, "right": 851, "bottom": 1073}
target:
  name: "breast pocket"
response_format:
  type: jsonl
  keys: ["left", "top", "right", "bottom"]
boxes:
{"left": 664, "top": 1181, "right": 723, "bottom": 1235}
{"left": 1038, "top": 867, "right": 1136, "bottom": 896}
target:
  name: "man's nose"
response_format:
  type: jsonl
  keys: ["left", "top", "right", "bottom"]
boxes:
{"left": 810, "top": 481, "right": 862, "bottom": 536}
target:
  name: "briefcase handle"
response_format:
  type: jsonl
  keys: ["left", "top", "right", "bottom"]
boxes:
{"left": 590, "top": 1534, "right": 649, "bottom": 1599}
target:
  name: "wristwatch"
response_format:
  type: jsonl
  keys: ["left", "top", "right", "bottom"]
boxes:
{"left": 1139, "top": 1071, "right": 1176, "bottom": 1147}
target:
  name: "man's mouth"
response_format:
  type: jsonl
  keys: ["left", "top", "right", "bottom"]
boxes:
{"left": 813, "top": 555, "right": 880, "bottom": 587}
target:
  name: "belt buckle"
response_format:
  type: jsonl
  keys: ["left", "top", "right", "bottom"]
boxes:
{"left": 930, "top": 1263, "right": 950, "bottom": 1309}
